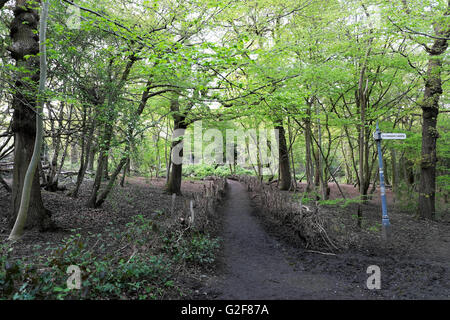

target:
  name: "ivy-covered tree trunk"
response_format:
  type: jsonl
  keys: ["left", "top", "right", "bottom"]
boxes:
{"left": 418, "top": 16, "right": 449, "bottom": 219}
{"left": 9, "top": 0, "right": 52, "bottom": 231}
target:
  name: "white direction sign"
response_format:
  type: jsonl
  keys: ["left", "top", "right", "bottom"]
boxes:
{"left": 373, "top": 132, "right": 407, "bottom": 140}
{"left": 380, "top": 133, "right": 406, "bottom": 140}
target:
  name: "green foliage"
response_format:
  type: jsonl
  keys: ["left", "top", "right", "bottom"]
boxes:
{"left": 320, "top": 197, "right": 364, "bottom": 208}
{"left": 2, "top": 0, "right": 445, "bottom": 216}
{"left": 183, "top": 164, "right": 254, "bottom": 179}
{"left": 0, "top": 215, "right": 220, "bottom": 300}
{"left": 394, "top": 182, "right": 419, "bottom": 213}
{"left": 367, "top": 223, "right": 382, "bottom": 233}
{"left": 163, "top": 232, "right": 221, "bottom": 265}
{"left": 436, "top": 115, "right": 450, "bottom": 213}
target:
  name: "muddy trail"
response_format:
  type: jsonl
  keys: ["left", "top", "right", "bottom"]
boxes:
{"left": 205, "top": 180, "right": 450, "bottom": 300}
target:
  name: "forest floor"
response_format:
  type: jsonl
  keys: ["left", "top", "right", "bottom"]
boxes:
{"left": 0, "top": 176, "right": 222, "bottom": 299}
{"left": 0, "top": 176, "right": 211, "bottom": 249}
{"left": 0, "top": 176, "right": 449, "bottom": 299}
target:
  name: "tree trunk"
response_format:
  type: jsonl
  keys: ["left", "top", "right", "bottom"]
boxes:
{"left": 8, "top": 0, "right": 52, "bottom": 232}
{"left": 166, "top": 96, "right": 187, "bottom": 195}
{"left": 418, "top": 20, "right": 448, "bottom": 219}
{"left": 103, "top": 152, "right": 109, "bottom": 180}
{"left": 287, "top": 118, "right": 297, "bottom": 190}
{"left": 70, "top": 142, "right": 78, "bottom": 166}
{"left": 120, "top": 157, "right": 129, "bottom": 187}
{"left": 45, "top": 103, "right": 64, "bottom": 192}
{"left": 316, "top": 107, "right": 328, "bottom": 200}
{"left": 391, "top": 148, "right": 398, "bottom": 193}
{"left": 275, "top": 120, "right": 291, "bottom": 191}
{"left": 304, "top": 101, "right": 314, "bottom": 192}
{"left": 88, "top": 75, "right": 151, "bottom": 206}
{"left": 95, "top": 155, "right": 128, "bottom": 207}
{"left": 85, "top": 148, "right": 105, "bottom": 208}
{"left": 341, "top": 141, "right": 352, "bottom": 184}
{"left": 166, "top": 121, "right": 187, "bottom": 195}
{"left": 383, "top": 156, "right": 390, "bottom": 186}
{"left": 166, "top": 153, "right": 183, "bottom": 195}
{"left": 69, "top": 108, "right": 95, "bottom": 198}
{"left": 154, "top": 134, "right": 161, "bottom": 178}
{"left": 85, "top": 124, "right": 111, "bottom": 207}
{"left": 313, "top": 146, "right": 320, "bottom": 188}
{"left": 87, "top": 144, "right": 95, "bottom": 171}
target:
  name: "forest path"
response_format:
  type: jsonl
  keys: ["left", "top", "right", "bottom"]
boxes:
{"left": 214, "top": 180, "right": 350, "bottom": 299}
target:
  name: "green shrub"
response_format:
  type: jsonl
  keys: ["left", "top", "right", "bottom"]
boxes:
{"left": 163, "top": 232, "right": 221, "bottom": 265}
{"left": 183, "top": 164, "right": 255, "bottom": 179}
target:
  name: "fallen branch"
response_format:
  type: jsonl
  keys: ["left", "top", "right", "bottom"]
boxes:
{"left": 305, "top": 250, "right": 336, "bottom": 256}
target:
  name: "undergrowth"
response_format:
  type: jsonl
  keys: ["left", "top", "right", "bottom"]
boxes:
{"left": 0, "top": 214, "right": 220, "bottom": 300}
{"left": 183, "top": 164, "right": 254, "bottom": 179}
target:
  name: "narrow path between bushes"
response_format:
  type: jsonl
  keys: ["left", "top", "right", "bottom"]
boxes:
{"left": 214, "top": 179, "right": 352, "bottom": 299}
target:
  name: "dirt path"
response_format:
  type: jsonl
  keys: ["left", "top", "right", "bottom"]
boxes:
{"left": 213, "top": 180, "right": 364, "bottom": 299}
{"left": 203, "top": 180, "right": 450, "bottom": 300}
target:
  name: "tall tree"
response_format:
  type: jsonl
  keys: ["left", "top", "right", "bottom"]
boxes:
{"left": 8, "top": 0, "right": 52, "bottom": 232}
{"left": 387, "top": 0, "right": 450, "bottom": 218}
{"left": 417, "top": 4, "right": 449, "bottom": 219}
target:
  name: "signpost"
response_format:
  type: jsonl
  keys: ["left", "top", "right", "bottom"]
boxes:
{"left": 380, "top": 133, "right": 406, "bottom": 140}
{"left": 373, "top": 122, "right": 406, "bottom": 241}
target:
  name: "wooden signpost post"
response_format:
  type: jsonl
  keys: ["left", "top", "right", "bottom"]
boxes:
{"left": 373, "top": 122, "right": 406, "bottom": 241}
